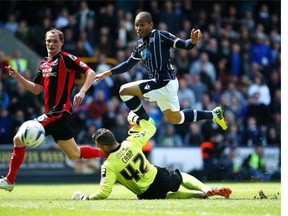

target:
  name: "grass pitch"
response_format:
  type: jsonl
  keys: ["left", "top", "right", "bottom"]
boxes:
{"left": 0, "top": 182, "right": 281, "bottom": 216}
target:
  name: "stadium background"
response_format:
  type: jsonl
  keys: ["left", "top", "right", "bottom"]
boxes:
{"left": 0, "top": 0, "right": 281, "bottom": 182}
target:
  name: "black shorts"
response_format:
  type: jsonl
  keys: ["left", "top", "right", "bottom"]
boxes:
{"left": 137, "top": 166, "right": 182, "bottom": 199}
{"left": 35, "top": 111, "right": 74, "bottom": 142}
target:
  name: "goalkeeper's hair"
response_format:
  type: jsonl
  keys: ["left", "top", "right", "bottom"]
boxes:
{"left": 92, "top": 128, "right": 117, "bottom": 146}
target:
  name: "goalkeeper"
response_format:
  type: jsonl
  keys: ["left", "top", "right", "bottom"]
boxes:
{"left": 72, "top": 112, "right": 232, "bottom": 200}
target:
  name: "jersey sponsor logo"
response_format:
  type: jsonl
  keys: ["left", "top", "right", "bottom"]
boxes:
{"left": 144, "top": 83, "right": 150, "bottom": 90}
{"left": 42, "top": 67, "right": 57, "bottom": 77}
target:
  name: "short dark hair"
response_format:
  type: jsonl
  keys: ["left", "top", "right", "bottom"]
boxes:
{"left": 136, "top": 11, "right": 152, "bottom": 23}
{"left": 45, "top": 28, "right": 64, "bottom": 41}
{"left": 92, "top": 128, "right": 116, "bottom": 146}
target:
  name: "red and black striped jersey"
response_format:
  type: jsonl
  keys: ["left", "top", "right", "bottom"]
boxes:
{"left": 34, "top": 51, "right": 90, "bottom": 114}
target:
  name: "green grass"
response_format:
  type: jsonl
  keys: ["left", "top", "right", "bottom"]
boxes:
{"left": 0, "top": 182, "right": 281, "bottom": 216}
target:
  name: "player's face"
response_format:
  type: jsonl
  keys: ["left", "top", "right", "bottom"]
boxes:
{"left": 135, "top": 19, "right": 152, "bottom": 38}
{"left": 45, "top": 32, "right": 63, "bottom": 57}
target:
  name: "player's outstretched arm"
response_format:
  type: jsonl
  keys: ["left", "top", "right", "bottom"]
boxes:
{"left": 5, "top": 65, "right": 42, "bottom": 95}
{"left": 95, "top": 70, "right": 112, "bottom": 82}
{"left": 190, "top": 28, "right": 202, "bottom": 44}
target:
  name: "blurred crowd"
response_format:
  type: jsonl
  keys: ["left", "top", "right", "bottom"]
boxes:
{"left": 0, "top": 1, "right": 281, "bottom": 178}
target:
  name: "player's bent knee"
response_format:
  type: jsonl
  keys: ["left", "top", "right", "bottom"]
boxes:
{"left": 119, "top": 85, "right": 128, "bottom": 95}
{"left": 67, "top": 153, "right": 80, "bottom": 160}
{"left": 13, "top": 135, "right": 26, "bottom": 147}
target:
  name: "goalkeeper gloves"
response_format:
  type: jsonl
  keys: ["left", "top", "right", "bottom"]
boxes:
{"left": 72, "top": 191, "right": 89, "bottom": 200}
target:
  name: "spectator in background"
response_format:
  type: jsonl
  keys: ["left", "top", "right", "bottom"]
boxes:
{"left": 111, "top": 114, "right": 128, "bottom": 143}
{"left": 177, "top": 78, "right": 196, "bottom": 109}
{"left": 0, "top": 108, "right": 13, "bottom": 144}
{"left": 5, "top": 14, "right": 19, "bottom": 35}
{"left": 241, "top": 145, "right": 271, "bottom": 181}
{"left": 200, "top": 132, "right": 223, "bottom": 180}
{"left": 9, "top": 50, "right": 28, "bottom": 74}
{"left": 247, "top": 74, "right": 271, "bottom": 106}
{"left": 97, "top": 4, "right": 118, "bottom": 41}
{"left": 95, "top": 27, "right": 114, "bottom": 57}
{"left": 78, "top": 30, "right": 94, "bottom": 57}
{"left": 157, "top": 124, "right": 183, "bottom": 147}
{"left": 74, "top": 0, "right": 95, "bottom": 31}
{"left": 187, "top": 73, "right": 208, "bottom": 104}
{"left": 246, "top": 91, "right": 270, "bottom": 126}
{"left": 8, "top": 83, "right": 40, "bottom": 120}
{"left": 93, "top": 53, "right": 114, "bottom": 101}
{"left": 84, "top": 18, "right": 97, "bottom": 48}
{"left": 74, "top": 40, "right": 90, "bottom": 57}
{"left": 267, "top": 111, "right": 281, "bottom": 146}
{"left": 267, "top": 70, "right": 280, "bottom": 103}
{"left": 205, "top": 38, "right": 221, "bottom": 69}
{"left": 0, "top": 52, "right": 9, "bottom": 79}
{"left": 223, "top": 81, "right": 246, "bottom": 106}
{"left": 249, "top": 32, "right": 273, "bottom": 78}
{"left": 77, "top": 123, "right": 98, "bottom": 144}
{"left": 269, "top": 88, "right": 280, "bottom": 115}
{"left": 102, "top": 100, "right": 118, "bottom": 130}
{"left": 225, "top": 123, "right": 242, "bottom": 147}
{"left": 184, "top": 123, "right": 204, "bottom": 146}
{"left": 159, "top": 1, "right": 182, "bottom": 34}
{"left": 189, "top": 52, "right": 216, "bottom": 84}
{"left": 266, "top": 126, "right": 280, "bottom": 146}
{"left": 86, "top": 89, "right": 107, "bottom": 129}
{"left": 174, "top": 48, "right": 191, "bottom": 78}
{"left": 33, "top": 17, "right": 53, "bottom": 56}
{"left": 0, "top": 80, "right": 10, "bottom": 110}
{"left": 228, "top": 43, "right": 242, "bottom": 79}
{"left": 15, "top": 20, "right": 33, "bottom": 47}
{"left": 241, "top": 116, "right": 262, "bottom": 147}
{"left": 62, "top": 28, "right": 77, "bottom": 54}
{"left": 116, "top": 18, "right": 132, "bottom": 49}
{"left": 55, "top": 8, "right": 70, "bottom": 30}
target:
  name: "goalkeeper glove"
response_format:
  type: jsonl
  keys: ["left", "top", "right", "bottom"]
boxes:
{"left": 72, "top": 191, "right": 89, "bottom": 200}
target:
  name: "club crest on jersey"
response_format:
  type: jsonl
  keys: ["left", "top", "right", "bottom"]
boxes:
{"left": 51, "top": 59, "right": 58, "bottom": 66}
{"left": 141, "top": 48, "right": 151, "bottom": 60}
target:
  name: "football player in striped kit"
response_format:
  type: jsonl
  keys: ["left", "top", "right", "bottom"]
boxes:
{"left": 95, "top": 11, "right": 227, "bottom": 135}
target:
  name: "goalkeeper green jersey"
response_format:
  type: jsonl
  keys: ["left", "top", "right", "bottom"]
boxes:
{"left": 89, "top": 119, "right": 157, "bottom": 200}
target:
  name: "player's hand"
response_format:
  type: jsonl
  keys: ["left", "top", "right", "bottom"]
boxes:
{"left": 127, "top": 111, "right": 139, "bottom": 125}
{"left": 5, "top": 65, "right": 19, "bottom": 78}
{"left": 95, "top": 70, "right": 111, "bottom": 82}
{"left": 72, "top": 191, "right": 89, "bottom": 200}
{"left": 190, "top": 28, "right": 202, "bottom": 44}
{"left": 73, "top": 91, "right": 85, "bottom": 106}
